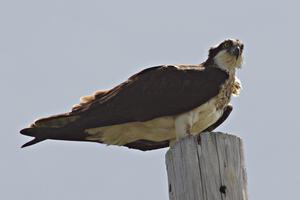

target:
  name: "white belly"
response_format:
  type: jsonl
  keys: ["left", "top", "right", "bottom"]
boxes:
{"left": 174, "top": 97, "right": 223, "bottom": 139}
{"left": 85, "top": 97, "right": 223, "bottom": 146}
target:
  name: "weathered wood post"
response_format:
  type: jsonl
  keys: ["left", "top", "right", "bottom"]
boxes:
{"left": 166, "top": 132, "right": 248, "bottom": 200}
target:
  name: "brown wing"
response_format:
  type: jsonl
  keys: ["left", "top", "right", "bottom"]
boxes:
{"left": 21, "top": 65, "right": 229, "bottom": 149}
{"left": 70, "top": 65, "right": 229, "bottom": 127}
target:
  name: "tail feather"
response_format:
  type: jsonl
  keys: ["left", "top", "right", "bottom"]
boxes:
{"left": 20, "top": 126, "right": 86, "bottom": 148}
{"left": 20, "top": 113, "right": 82, "bottom": 148}
{"left": 21, "top": 137, "right": 46, "bottom": 148}
{"left": 20, "top": 127, "right": 63, "bottom": 148}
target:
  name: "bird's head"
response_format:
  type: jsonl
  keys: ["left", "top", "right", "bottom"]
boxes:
{"left": 206, "top": 39, "right": 244, "bottom": 72}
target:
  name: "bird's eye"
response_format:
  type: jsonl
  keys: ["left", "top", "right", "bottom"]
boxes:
{"left": 223, "top": 42, "right": 230, "bottom": 48}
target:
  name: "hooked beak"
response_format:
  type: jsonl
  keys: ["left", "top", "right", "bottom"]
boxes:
{"left": 228, "top": 45, "right": 241, "bottom": 59}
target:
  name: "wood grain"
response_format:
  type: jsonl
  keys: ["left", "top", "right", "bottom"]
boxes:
{"left": 166, "top": 132, "right": 248, "bottom": 200}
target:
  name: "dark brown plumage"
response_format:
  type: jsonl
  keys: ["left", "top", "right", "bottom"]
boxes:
{"left": 21, "top": 65, "right": 229, "bottom": 149}
{"left": 21, "top": 39, "right": 243, "bottom": 151}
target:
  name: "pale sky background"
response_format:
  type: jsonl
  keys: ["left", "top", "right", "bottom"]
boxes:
{"left": 1, "top": 0, "right": 300, "bottom": 199}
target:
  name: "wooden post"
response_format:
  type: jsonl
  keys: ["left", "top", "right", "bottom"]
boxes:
{"left": 166, "top": 132, "right": 248, "bottom": 200}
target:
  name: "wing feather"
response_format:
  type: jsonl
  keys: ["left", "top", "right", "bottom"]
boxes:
{"left": 21, "top": 64, "right": 229, "bottom": 149}
{"left": 70, "top": 65, "right": 229, "bottom": 128}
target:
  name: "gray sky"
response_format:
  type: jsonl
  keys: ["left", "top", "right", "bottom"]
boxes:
{"left": 1, "top": 0, "right": 300, "bottom": 199}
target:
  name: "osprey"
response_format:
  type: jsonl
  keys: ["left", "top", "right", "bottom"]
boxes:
{"left": 20, "top": 39, "right": 244, "bottom": 151}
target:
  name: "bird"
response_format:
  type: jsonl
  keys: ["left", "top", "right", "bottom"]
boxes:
{"left": 20, "top": 39, "right": 244, "bottom": 151}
